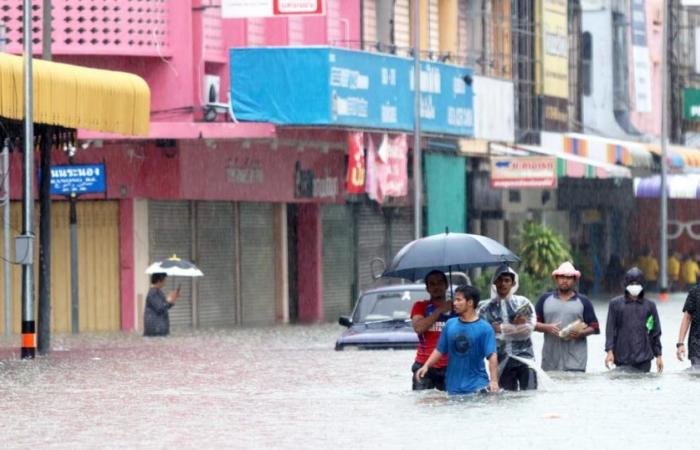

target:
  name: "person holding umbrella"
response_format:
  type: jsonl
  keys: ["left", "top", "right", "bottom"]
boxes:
{"left": 478, "top": 265, "right": 538, "bottom": 390}
{"left": 144, "top": 272, "right": 180, "bottom": 337}
{"left": 410, "top": 270, "right": 455, "bottom": 391}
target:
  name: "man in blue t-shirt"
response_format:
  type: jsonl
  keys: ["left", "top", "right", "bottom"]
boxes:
{"left": 415, "top": 285, "right": 499, "bottom": 395}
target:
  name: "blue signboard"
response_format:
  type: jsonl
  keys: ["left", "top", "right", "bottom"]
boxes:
{"left": 229, "top": 47, "right": 473, "bottom": 136}
{"left": 49, "top": 164, "right": 106, "bottom": 195}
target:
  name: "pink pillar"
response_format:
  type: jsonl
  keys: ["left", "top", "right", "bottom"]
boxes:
{"left": 297, "top": 203, "right": 323, "bottom": 323}
{"left": 119, "top": 198, "right": 135, "bottom": 330}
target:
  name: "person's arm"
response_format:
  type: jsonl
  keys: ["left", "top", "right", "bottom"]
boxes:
{"left": 605, "top": 301, "right": 617, "bottom": 368}
{"left": 146, "top": 289, "right": 172, "bottom": 314}
{"left": 487, "top": 352, "right": 499, "bottom": 392}
{"left": 412, "top": 302, "right": 451, "bottom": 334}
{"left": 570, "top": 296, "right": 600, "bottom": 339}
{"left": 677, "top": 312, "right": 691, "bottom": 361}
{"left": 501, "top": 299, "right": 536, "bottom": 338}
{"left": 534, "top": 293, "right": 560, "bottom": 336}
{"left": 415, "top": 349, "right": 444, "bottom": 380}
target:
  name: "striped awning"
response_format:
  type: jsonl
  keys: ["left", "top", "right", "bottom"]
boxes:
{"left": 519, "top": 144, "right": 631, "bottom": 179}
{"left": 634, "top": 174, "right": 700, "bottom": 199}
{"left": 646, "top": 144, "right": 700, "bottom": 171}
{"left": 0, "top": 53, "right": 150, "bottom": 136}
{"left": 541, "top": 132, "right": 654, "bottom": 169}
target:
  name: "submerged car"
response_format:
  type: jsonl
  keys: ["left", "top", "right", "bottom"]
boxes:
{"left": 335, "top": 284, "right": 426, "bottom": 351}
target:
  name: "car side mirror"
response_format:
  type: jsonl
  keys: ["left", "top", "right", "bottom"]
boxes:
{"left": 338, "top": 316, "right": 352, "bottom": 327}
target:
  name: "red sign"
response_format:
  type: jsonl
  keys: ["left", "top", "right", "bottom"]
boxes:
{"left": 345, "top": 132, "right": 366, "bottom": 194}
{"left": 366, "top": 133, "right": 408, "bottom": 203}
{"left": 222, "top": 0, "right": 325, "bottom": 18}
{"left": 273, "top": 0, "right": 325, "bottom": 15}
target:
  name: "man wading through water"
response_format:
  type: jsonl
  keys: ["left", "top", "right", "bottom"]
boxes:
{"left": 478, "top": 265, "right": 538, "bottom": 390}
{"left": 411, "top": 270, "right": 455, "bottom": 391}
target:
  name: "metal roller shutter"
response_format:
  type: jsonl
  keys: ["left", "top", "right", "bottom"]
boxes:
{"left": 363, "top": 0, "right": 377, "bottom": 47}
{"left": 428, "top": 0, "right": 439, "bottom": 53}
{"left": 389, "top": 207, "right": 415, "bottom": 262}
{"left": 195, "top": 202, "right": 237, "bottom": 328}
{"left": 322, "top": 204, "right": 354, "bottom": 322}
{"left": 394, "top": 0, "right": 410, "bottom": 52}
{"left": 239, "top": 202, "right": 276, "bottom": 325}
{"left": 357, "top": 202, "right": 387, "bottom": 293}
{"left": 149, "top": 201, "right": 193, "bottom": 329}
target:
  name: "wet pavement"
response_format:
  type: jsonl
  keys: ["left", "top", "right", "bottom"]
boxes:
{"left": 0, "top": 293, "right": 698, "bottom": 449}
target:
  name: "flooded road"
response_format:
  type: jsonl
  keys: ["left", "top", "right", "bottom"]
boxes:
{"left": 0, "top": 294, "right": 698, "bottom": 449}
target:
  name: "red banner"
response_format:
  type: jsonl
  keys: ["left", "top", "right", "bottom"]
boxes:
{"left": 345, "top": 132, "right": 366, "bottom": 194}
{"left": 366, "top": 133, "right": 408, "bottom": 203}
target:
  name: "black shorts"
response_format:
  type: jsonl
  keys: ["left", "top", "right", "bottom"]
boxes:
{"left": 411, "top": 361, "right": 446, "bottom": 391}
{"left": 499, "top": 358, "right": 537, "bottom": 391}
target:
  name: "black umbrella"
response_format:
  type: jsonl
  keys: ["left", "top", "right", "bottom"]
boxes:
{"left": 382, "top": 232, "right": 519, "bottom": 282}
{"left": 146, "top": 255, "right": 204, "bottom": 277}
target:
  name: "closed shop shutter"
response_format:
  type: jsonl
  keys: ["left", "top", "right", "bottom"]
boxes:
{"left": 239, "top": 202, "right": 276, "bottom": 325}
{"left": 195, "top": 202, "right": 237, "bottom": 328}
{"left": 322, "top": 204, "right": 354, "bottom": 321}
{"left": 0, "top": 201, "right": 122, "bottom": 334}
{"left": 356, "top": 202, "right": 387, "bottom": 293}
{"left": 149, "top": 201, "right": 193, "bottom": 329}
{"left": 363, "top": 0, "right": 377, "bottom": 48}
{"left": 394, "top": 0, "right": 411, "bottom": 52}
{"left": 388, "top": 207, "right": 415, "bottom": 262}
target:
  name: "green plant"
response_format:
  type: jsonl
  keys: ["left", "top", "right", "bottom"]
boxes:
{"left": 517, "top": 222, "right": 572, "bottom": 280}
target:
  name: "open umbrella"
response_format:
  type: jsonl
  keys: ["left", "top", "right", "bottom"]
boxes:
{"left": 382, "top": 232, "right": 519, "bottom": 282}
{"left": 146, "top": 255, "right": 204, "bottom": 277}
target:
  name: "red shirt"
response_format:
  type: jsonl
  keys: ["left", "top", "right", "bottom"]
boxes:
{"left": 411, "top": 300, "right": 451, "bottom": 368}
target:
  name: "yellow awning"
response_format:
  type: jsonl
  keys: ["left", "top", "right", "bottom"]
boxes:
{"left": 0, "top": 53, "right": 149, "bottom": 136}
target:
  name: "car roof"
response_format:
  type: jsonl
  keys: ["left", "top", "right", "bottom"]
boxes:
{"left": 361, "top": 283, "right": 426, "bottom": 294}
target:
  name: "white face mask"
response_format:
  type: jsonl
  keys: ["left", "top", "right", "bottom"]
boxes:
{"left": 626, "top": 284, "right": 643, "bottom": 297}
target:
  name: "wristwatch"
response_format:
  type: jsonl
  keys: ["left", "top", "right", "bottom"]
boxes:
{"left": 677, "top": 343, "right": 685, "bottom": 348}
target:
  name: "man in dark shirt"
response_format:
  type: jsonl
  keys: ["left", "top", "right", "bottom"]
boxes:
{"left": 605, "top": 267, "right": 663, "bottom": 373}
{"left": 144, "top": 273, "right": 179, "bottom": 336}
{"left": 676, "top": 284, "right": 700, "bottom": 367}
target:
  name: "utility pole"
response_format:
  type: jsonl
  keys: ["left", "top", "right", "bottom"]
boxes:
{"left": 0, "top": 22, "right": 11, "bottom": 338}
{"left": 21, "top": 0, "right": 36, "bottom": 359}
{"left": 659, "top": 0, "right": 671, "bottom": 301}
{"left": 412, "top": 0, "right": 422, "bottom": 240}
{"left": 37, "top": 0, "right": 53, "bottom": 354}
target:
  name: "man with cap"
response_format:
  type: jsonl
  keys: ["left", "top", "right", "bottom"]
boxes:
{"left": 605, "top": 267, "right": 663, "bottom": 373}
{"left": 478, "top": 265, "right": 538, "bottom": 390}
{"left": 535, "top": 261, "right": 600, "bottom": 372}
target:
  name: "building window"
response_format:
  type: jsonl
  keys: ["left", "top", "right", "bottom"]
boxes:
{"left": 582, "top": 31, "right": 592, "bottom": 96}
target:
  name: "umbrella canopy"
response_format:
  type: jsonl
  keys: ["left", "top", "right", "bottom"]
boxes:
{"left": 146, "top": 255, "right": 204, "bottom": 277}
{"left": 382, "top": 232, "right": 519, "bottom": 281}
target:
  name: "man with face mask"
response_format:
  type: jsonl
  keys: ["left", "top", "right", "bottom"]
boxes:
{"left": 478, "top": 265, "right": 538, "bottom": 390}
{"left": 535, "top": 261, "right": 600, "bottom": 372}
{"left": 605, "top": 267, "right": 663, "bottom": 373}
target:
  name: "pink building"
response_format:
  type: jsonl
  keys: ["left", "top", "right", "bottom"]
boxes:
{"left": 1, "top": 0, "right": 363, "bottom": 332}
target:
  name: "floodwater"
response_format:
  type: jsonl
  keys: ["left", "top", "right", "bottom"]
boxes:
{"left": 0, "top": 293, "right": 699, "bottom": 449}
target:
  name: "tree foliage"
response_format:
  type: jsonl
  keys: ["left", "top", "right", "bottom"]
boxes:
{"left": 517, "top": 222, "right": 572, "bottom": 280}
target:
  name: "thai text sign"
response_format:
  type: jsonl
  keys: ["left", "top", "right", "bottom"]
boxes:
{"left": 222, "top": 0, "right": 324, "bottom": 18}
{"left": 50, "top": 164, "right": 106, "bottom": 195}
{"left": 490, "top": 156, "right": 557, "bottom": 189}
{"left": 230, "top": 47, "right": 474, "bottom": 136}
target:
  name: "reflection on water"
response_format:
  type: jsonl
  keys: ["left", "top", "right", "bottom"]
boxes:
{"left": 0, "top": 296, "right": 698, "bottom": 448}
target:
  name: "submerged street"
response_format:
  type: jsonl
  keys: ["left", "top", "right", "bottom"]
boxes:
{"left": 0, "top": 294, "right": 698, "bottom": 449}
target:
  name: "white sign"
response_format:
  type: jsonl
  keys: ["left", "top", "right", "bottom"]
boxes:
{"left": 682, "top": 0, "right": 700, "bottom": 6}
{"left": 222, "top": 0, "right": 325, "bottom": 18}
{"left": 632, "top": 46, "right": 652, "bottom": 112}
{"left": 473, "top": 76, "right": 515, "bottom": 143}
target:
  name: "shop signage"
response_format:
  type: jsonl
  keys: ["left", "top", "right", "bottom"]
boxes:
{"left": 49, "top": 164, "right": 106, "bottom": 195}
{"left": 683, "top": 88, "right": 700, "bottom": 121}
{"left": 630, "top": 0, "right": 652, "bottom": 112}
{"left": 540, "top": 0, "right": 569, "bottom": 131}
{"left": 222, "top": 0, "right": 324, "bottom": 18}
{"left": 490, "top": 156, "right": 557, "bottom": 189}
{"left": 230, "top": 47, "right": 474, "bottom": 136}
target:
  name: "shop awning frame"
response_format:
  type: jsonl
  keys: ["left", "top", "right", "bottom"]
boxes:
{"left": 0, "top": 53, "right": 150, "bottom": 136}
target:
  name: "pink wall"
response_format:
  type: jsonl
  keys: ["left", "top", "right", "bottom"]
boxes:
{"left": 629, "top": 0, "right": 662, "bottom": 136}
{"left": 296, "top": 203, "right": 323, "bottom": 323}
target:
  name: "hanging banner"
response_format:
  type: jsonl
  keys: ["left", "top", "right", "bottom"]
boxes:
{"left": 345, "top": 132, "right": 366, "bottom": 194}
{"left": 631, "top": 0, "right": 652, "bottom": 112}
{"left": 541, "top": 0, "right": 569, "bottom": 131}
{"left": 365, "top": 133, "right": 408, "bottom": 203}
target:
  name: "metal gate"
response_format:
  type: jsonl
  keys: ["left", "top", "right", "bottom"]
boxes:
{"left": 195, "top": 202, "right": 237, "bottom": 328}
{"left": 322, "top": 204, "right": 354, "bottom": 321}
{"left": 356, "top": 202, "right": 387, "bottom": 293}
{"left": 388, "top": 206, "right": 414, "bottom": 263}
{"left": 149, "top": 201, "right": 193, "bottom": 329}
{"left": 239, "top": 202, "right": 276, "bottom": 325}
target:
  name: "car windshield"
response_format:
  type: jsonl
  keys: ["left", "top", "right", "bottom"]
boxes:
{"left": 352, "top": 289, "right": 426, "bottom": 323}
